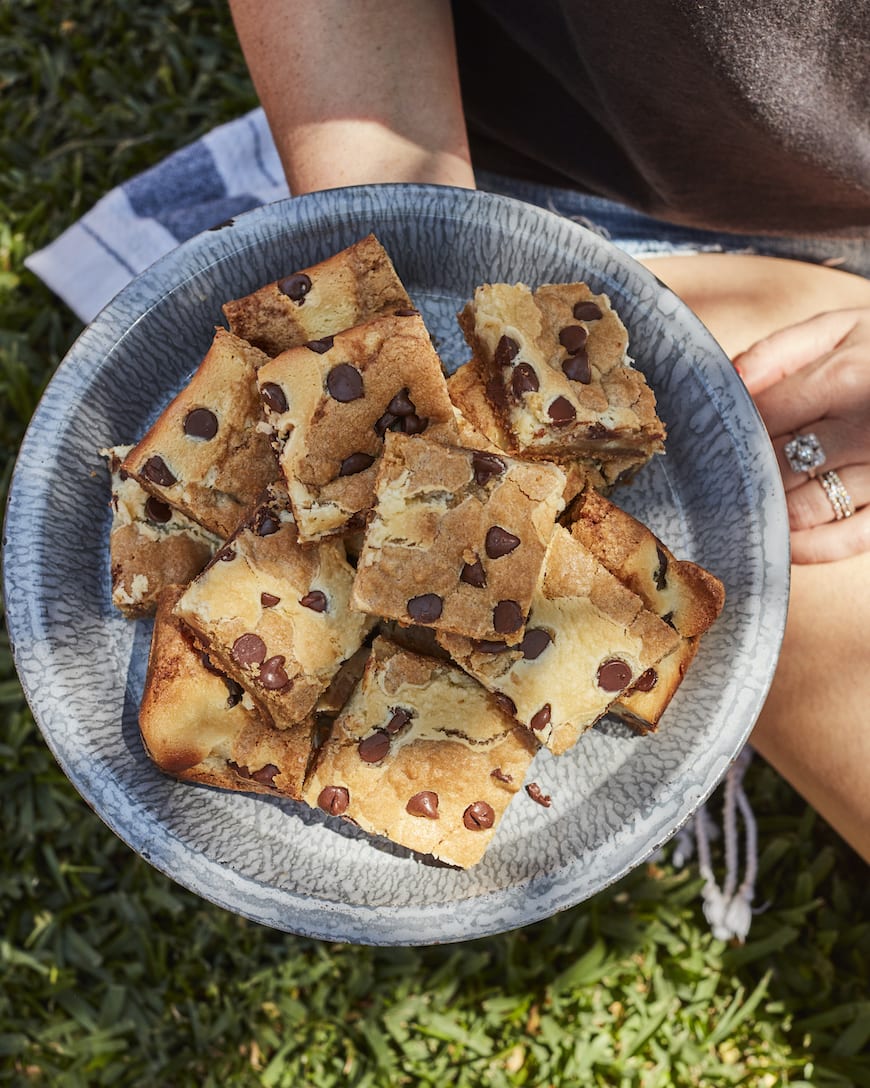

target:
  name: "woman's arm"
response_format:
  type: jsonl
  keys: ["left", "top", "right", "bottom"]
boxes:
{"left": 228, "top": 0, "right": 475, "bottom": 193}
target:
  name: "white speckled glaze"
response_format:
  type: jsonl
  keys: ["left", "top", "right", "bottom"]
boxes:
{"left": 3, "top": 185, "right": 789, "bottom": 944}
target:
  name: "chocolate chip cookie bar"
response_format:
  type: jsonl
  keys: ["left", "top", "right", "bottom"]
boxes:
{"left": 222, "top": 234, "right": 414, "bottom": 356}
{"left": 458, "top": 282, "right": 665, "bottom": 465}
{"left": 256, "top": 310, "right": 458, "bottom": 540}
{"left": 439, "top": 525, "right": 681, "bottom": 754}
{"left": 566, "top": 487, "right": 725, "bottom": 731}
{"left": 173, "top": 486, "right": 376, "bottom": 729}
{"left": 352, "top": 432, "right": 567, "bottom": 644}
{"left": 122, "top": 328, "right": 278, "bottom": 539}
{"left": 303, "top": 637, "right": 538, "bottom": 868}
{"left": 103, "top": 446, "right": 221, "bottom": 618}
{"left": 140, "top": 587, "right": 316, "bottom": 798}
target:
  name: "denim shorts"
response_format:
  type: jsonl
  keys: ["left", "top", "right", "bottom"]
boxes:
{"left": 477, "top": 170, "right": 870, "bottom": 280}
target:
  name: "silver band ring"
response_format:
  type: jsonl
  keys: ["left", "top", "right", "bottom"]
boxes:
{"left": 784, "top": 432, "right": 827, "bottom": 476}
{"left": 818, "top": 470, "right": 855, "bottom": 521}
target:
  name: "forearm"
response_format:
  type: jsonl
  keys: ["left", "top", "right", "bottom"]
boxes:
{"left": 228, "top": 0, "right": 475, "bottom": 193}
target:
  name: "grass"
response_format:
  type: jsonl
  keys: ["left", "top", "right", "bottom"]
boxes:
{"left": 1, "top": 1, "right": 869, "bottom": 1085}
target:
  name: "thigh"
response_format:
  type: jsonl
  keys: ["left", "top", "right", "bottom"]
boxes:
{"left": 641, "top": 252, "right": 870, "bottom": 860}
{"left": 640, "top": 253, "right": 870, "bottom": 358}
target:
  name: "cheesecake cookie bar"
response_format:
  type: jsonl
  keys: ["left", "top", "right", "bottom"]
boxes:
{"left": 222, "top": 234, "right": 414, "bottom": 356}
{"left": 353, "top": 432, "right": 566, "bottom": 644}
{"left": 103, "top": 446, "right": 220, "bottom": 618}
{"left": 173, "top": 486, "right": 375, "bottom": 729}
{"left": 256, "top": 310, "right": 457, "bottom": 540}
{"left": 566, "top": 487, "right": 725, "bottom": 730}
{"left": 122, "top": 328, "right": 278, "bottom": 539}
{"left": 458, "top": 282, "right": 665, "bottom": 465}
{"left": 303, "top": 637, "right": 538, "bottom": 868}
{"left": 439, "top": 525, "right": 680, "bottom": 754}
{"left": 140, "top": 587, "right": 316, "bottom": 798}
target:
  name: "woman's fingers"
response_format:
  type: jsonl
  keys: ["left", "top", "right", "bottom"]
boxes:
{"left": 772, "top": 419, "right": 869, "bottom": 492}
{"left": 791, "top": 501, "right": 870, "bottom": 564}
{"left": 786, "top": 464, "right": 869, "bottom": 532}
{"left": 735, "top": 308, "right": 862, "bottom": 396}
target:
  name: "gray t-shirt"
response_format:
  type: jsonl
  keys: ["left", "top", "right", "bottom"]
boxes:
{"left": 453, "top": 0, "right": 870, "bottom": 235}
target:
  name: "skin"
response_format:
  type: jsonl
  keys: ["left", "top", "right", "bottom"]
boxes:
{"left": 228, "top": 0, "right": 870, "bottom": 861}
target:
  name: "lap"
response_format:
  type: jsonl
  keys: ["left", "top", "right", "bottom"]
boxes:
{"left": 640, "top": 252, "right": 870, "bottom": 861}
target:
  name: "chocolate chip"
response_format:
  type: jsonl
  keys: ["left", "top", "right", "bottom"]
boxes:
{"left": 255, "top": 510, "right": 281, "bottom": 536}
{"left": 493, "top": 599, "right": 523, "bottom": 634}
{"left": 493, "top": 692, "right": 517, "bottom": 717}
{"left": 224, "top": 677, "right": 244, "bottom": 708}
{"left": 299, "top": 590, "right": 328, "bottom": 612}
{"left": 232, "top": 632, "right": 267, "bottom": 666}
{"left": 460, "top": 559, "right": 487, "bottom": 588}
{"left": 587, "top": 421, "right": 609, "bottom": 439}
{"left": 261, "top": 382, "right": 288, "bottom": 414}
{"left": 597, "top": 658, "right": 633, "bottom": 692}
{"left": 305, "top": 336, "right": 334, "bottom": 353}
{"left": 562, "top": 351, "right": 591, "bottom": 384}
{"left": 494, "top": 335, "right": 520, "bottom": 368}
{"left": 394, "top": 307, "right": 419, "bottom": 317}
{"left": 662, "top": 611, "right": 676, "bottom": 629}
{"left": 654, "top": 545, "right": 669, "bottom": 591}
{"left": 634, "top": 668, "right": 658, "bottom": 692}
{"left": 278, "top": 271, "right": 312, "bottom": 302}
{"left": 548, "top": 396, "right": 576, "bottom": 424}
{"left": 144, "top": 496, "right": 172, "bottom": 524}
{"left": 184, "top": 407, "right": 218, "bottom": 440}
{"left": 141, "top": 455, "right": 176, "bottom": 487}
{"left": 318, "top": 785, "right": 349, "bottom": 815}
{"left": 406, "top": 791, "right": 439, "bottom": 818}
{"left": 573, "top": 300, "right": 603, "bottom": 322}
{"left": 491, "top": 767, "right": 513, "bottom": 783}
{"left": 463, "top": 801, "right": 495, "bottom": 830}
{"left": 471, "top": 451, "right": 506, "bottom": 485}
{"left": 526, "top": 782, "right": 552, "bottom": 807}
{"left": 216, "top": 545, "right": 236, "bottom": 562}
{"left": 260, "top": 592, "right": 281, "bottom": 608}
{"left": 511, "top": 363, "right": 539, "bottom": 397}
{"left": 485, "top": 525, "right": 520, "bottom": 559}
{"left": 358, "top": 729, "right": 390, "bottom": 763}
{"left": 387, "top": 388, "right": 415, "bottom": 416}
{"left": 386, "top": 707, "right": 413, "bottom": 734}
{"left": 485, "top": 377, "right": 509, "bottom": 411}
{"left": 374, "top": 411, "right": 400, "bottom": 437}
{"left": 472, "top": 639, "right": 510, "bottom": 654}
{"left": 520, "top": 628, "right": 552, "bottom": 660}
{"left": 259, "top": 655, "right": 289, "bottom": 690}
{"left": 338, "top": 452, "right": 375, "bottom": 476}
{"left": 530, "top": 704, "right": 551, "bottom": 732}
{"left": 559, "top": 325, "right": 588, "bottom": 354}
{"left": 251, "top": 763, "right": 280, "bottom": 786}
{"left": 326, "top": 363, "right": 364, "bottom": 402}
{"left": 401, "top": 412, "right": 428, "bottom": 435}
{"left": 407, "top": 593, "right": 443, "bottom": 624}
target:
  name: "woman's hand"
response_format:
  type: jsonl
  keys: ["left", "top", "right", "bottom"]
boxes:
{"left": 735, "top": 307, "right": 870, "bottom": 563}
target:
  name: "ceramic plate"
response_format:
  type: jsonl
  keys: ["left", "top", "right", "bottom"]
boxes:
{"left": 3, "top": 185, "right": 789, "bottom": 944}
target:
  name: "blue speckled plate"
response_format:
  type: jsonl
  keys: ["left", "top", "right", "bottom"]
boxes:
{"left": 3, "top": 185, "right": 789, "bottom": 944}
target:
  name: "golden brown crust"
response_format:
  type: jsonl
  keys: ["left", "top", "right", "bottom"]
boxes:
{"left": 221, "top": 234, "right": 414, "bottom": 356}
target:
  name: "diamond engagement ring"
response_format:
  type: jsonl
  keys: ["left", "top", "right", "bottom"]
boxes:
{"left": 818, "top": 470, "right": 855, "bottom": 521}
{"left": 784, "top": 432, "right": 827, "bottom": 476}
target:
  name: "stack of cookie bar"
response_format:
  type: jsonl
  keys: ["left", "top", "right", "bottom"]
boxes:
{"left": 105, "top": 234, "right": 724, "bottom": 869}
